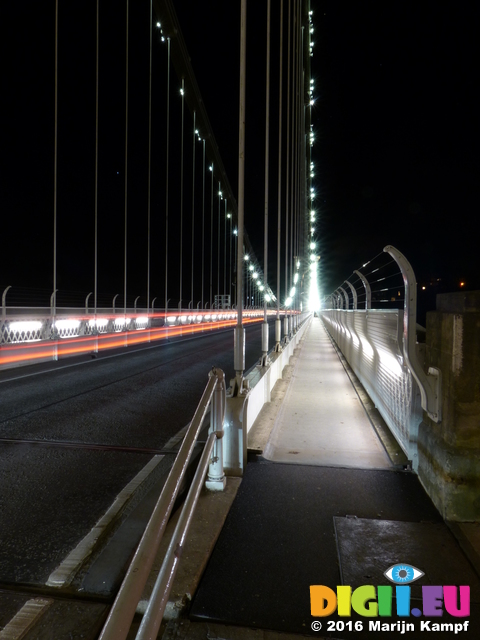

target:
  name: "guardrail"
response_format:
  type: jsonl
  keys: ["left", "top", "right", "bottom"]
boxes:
{"left": 322, "top": 307, "right": 422, "bottom": 467}
{"left": 98, "top": 367, "right": 226, "bottom": 640}
{"left": 321, "top": 245, "right": 442, "bottom": 470}
{"left": 0, "top": 309, "right": 281, "bottom": 371}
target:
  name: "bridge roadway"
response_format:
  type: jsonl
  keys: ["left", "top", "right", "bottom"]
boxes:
{"left": 163, "top": 317, "right": 480, "bottom": 640}
{"left": 0, "top": 320, "right": 276, "bottom": 638}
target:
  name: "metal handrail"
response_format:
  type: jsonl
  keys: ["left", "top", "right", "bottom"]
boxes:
{"left": 137, "top": 432, "right": 217, "bottom": 639}
{"left": 384, "top": 245, "right": 442, "bottom": 422}
{"left": 98, "top": 367, "right": 226, "bottom": 640}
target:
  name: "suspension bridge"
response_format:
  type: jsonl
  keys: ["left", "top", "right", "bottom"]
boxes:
{"left": 0, "top": 1, "right": 479, "bottom": 639}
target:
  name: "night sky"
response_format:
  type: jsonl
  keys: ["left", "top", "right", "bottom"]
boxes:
{"left": 1, "top": 1, "right": 478, "bottom": 315}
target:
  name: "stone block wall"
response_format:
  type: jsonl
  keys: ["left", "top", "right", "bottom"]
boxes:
{"left": 418, "top": 291, "right": 480, "bottom": 521}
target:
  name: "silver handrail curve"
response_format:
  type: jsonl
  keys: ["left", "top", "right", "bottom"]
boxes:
{"left": 384, "top": 245, "right": 442, "bottom": 422}
{"left": 98, "top": 367, "right": 226, "bottom": 640}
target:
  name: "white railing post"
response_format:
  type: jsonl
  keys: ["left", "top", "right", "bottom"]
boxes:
{"left": 354, "top": 269, "right": 372, "bottom": 309}
{"left": 85, "top": 292, "right": 92, "bottom": 314}
{"left": 50, "top": 289, "right": 59, "bottom": 361}
{"left": 339, "top": 285, "right": 349, "bottom": 310}
{"left": 206, "top": 367, "right": 226, "bottom": 491}
{"left": 283, "top": 315, "right": 289, "bottom": 344}
{"left": 384, "top": 245, "right": 442, "bottom": 422}
{"left": 345, "top": 280, "right": 358, "bottom": 309}
{"left": 2, "top": 285, "right": 12, "bottom": 322}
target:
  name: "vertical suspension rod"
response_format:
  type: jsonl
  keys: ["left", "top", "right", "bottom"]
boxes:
{"left": 124, "top": 0, "right": 129, "bottom": 316}
{"left": 164, "top": 38, "right": 171, "bottom": 326}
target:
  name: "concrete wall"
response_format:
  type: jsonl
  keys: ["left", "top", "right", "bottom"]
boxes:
{"left": 418, "top": 291, "right": 480, "bottom": 521}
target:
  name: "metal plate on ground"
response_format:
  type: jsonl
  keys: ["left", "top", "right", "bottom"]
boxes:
{"left": 334, "top": 517, "right": 480, "bottom": 603}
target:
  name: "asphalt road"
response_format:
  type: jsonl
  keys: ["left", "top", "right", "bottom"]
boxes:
{"left": 0, "top": 322, "right": 275, "bottom": 448}
{"left": 0, "top": 322, "right": 276, "bottom": 630}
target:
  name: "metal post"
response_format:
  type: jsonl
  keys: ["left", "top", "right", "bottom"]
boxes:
{"left": 354, "top": 269, "right": 372, "bottom": 309}
{"left": 50, "top": 288, "right": 58, "bottom": 361}
{"left": 53, "top": 0, "right": 58, "bottom": 325}
{"left": 206, "top": 368, "right": 226, "bottom": 490}
{"left": 285, "top": 0, "right": 291, "bottom": 315}
{"left": 384, "top": 245, "right": 442, "bottom": 422}
{"left": 233, "top": 0, "right": 247, "bottom": 394}
{"left": 85, "top": 292, "right": 93, "bottom": 314}
{"left": 164, "top": 38, "right": 171, "bottom": 335}
{"left": 179, "top": 78, "right": 185, "bottom": 311}
{"left": 2, "top": 286, "right": 12, "bottom": 321}
{"left": 233, "top": 229, "right": 238, "bottom": 306}
{"left": 345, "top": 280, "right": 358, "bottom": 309}
{"left": 146, "top": 0, "right": 152, "bottom": 311}
{"left": 217, "top": 181, "right": 221, "bottom": 301}
{"left": 124, "top": 0, "right": 129, "bottom": 317}
{"left": 289, "top": 0, "right": 296, "bottom": 309}
{"left": 261, "top": 0, "right": 271, "bottom": 366}
{"left": 276, "top": 0, "right": 284, "bottom": 351}
{"left": 201, "top": 139, "right": 205, "bottom": 309}
{"left": 165, "top": 298, "right": 170, "bottom": 328}
{"left": 210, "top": 164, "right": 214, "bottom": 309}
{"left": 283, "top": 315, "right": 289, "bottom": 343}
{"left": 227, "top": 213, "right": 232, "bottom": 305}
{"left": 191, "top": 111, "right": 196, "bottom": 308}
{"left": 339, "top": 286, "right": 349, "bottom": 310}
{"left": 224, "top": 199, "right": 227, "bottom": 300}
{"left": 95, "top": 0, "right": 99, "bottom": 319}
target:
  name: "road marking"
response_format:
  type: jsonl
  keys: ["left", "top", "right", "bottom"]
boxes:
{"left": 0, "top": 598, "right": 53, "bottom": 640}
{"left": 46, "top": 455, "right": 164, "bottom": 587}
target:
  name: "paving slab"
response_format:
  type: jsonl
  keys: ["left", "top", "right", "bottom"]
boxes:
{"left": 334, "top": 516, "right": 480, "bottom": 602}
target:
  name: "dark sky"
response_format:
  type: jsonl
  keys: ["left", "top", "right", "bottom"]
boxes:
{"left": 176, "top": 0, "right": 480, "bottom": 307}
{"left": 1, "top": 1, "right": 478, "bottom": 311}
{"left": 312, "top": 1, "right": 479, "bottom": 299}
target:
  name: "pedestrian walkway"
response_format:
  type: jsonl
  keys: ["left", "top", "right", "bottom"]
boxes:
{"left": 263, "top": 318, "right": 391, "bottom": 469}
{"left": 181, "top": 316, "right": 480, "bottom": 639}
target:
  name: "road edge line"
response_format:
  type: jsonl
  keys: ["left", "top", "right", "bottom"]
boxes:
{"left": 0, "top": 598, "right": 53, "bottom": 640}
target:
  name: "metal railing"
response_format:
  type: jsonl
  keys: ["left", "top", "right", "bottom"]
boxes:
{"left": 322, "top": 245, "right": 442, "bottom": 469}
{"left": 0, "top": 308, "right": 274, "bottom": 371}
{"left": 98, "top": 367, "right": 226, "bottom": 640}
{"left": 0, "top": 307, "right": 270, "bottom": 344}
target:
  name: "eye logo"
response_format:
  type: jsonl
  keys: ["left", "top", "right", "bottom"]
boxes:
{"left": 384, "top": 563, "right": 424, "bottom": 584}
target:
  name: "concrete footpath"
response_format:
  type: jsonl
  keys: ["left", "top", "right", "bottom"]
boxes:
{"left": 146, "top": 316, "right": 480, "bottom": 640}
{"left": 262, "top": 318, "right": 392, "bottom": 469}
